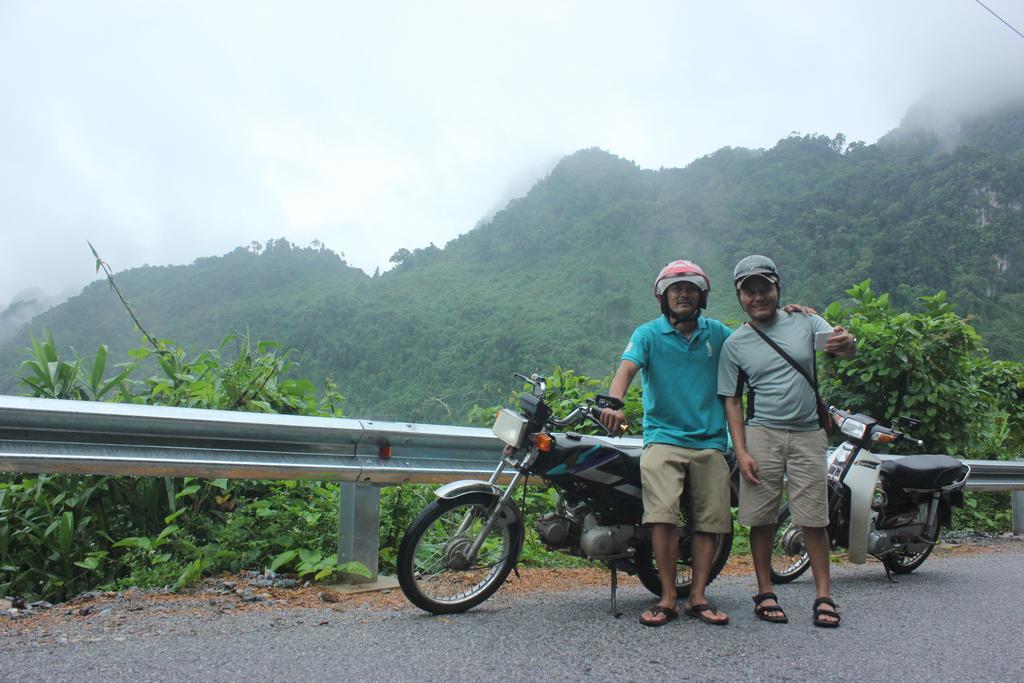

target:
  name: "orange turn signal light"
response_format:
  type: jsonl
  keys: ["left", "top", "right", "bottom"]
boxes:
{"left": 534, "top": 433, "right": 554, "bottom": 452}
{"left": 875, "top": 433, "right": 896, "bottom": 444}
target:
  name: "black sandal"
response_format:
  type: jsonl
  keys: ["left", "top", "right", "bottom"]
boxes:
{"left": 812, "top": 597, "right": 841, "bottom": 628}
{"left": 753, "top": 591, "right": 788, "bottom": 623}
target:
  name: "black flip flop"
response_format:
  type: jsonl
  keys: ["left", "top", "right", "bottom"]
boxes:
{"left": 683, "top": 602, "right": 729, "bottom": 626}
{"left": 639, "top": 604, "right": 678, "bottom": 627}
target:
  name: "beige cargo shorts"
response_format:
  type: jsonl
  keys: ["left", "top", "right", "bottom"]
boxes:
{"left": 639, "top": 443, "right": 732, "bottom": 533}
{"left": 739, "top": 425, "right": 829, "bottom": 528}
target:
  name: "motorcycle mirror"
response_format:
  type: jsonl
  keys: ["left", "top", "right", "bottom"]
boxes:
{"left": 513, "top": 372, "right": 547, "bottom": 396}
{"left": 897, "top": 415, "right": 922, "bottom": 430}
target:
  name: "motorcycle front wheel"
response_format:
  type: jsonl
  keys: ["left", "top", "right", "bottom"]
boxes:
{"left": 396, "top": 492, "right": 523, "bottom": 614}
{"left": 882, "top": 524, "right": 939, "bottom": 574}
{"left": 635, "top": 529, "right": 733, "bottom": 597}
{"left": 769, "top": 503, "right": 812, "bottom": 584}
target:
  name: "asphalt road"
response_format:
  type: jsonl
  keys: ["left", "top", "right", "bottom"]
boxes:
{"left": 3, "top": 546, "right": 1022, "bottom": 682}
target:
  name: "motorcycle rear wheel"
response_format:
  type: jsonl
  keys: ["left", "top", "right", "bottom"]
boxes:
{"left": 769, "top": 503, "right": 812, "bottom": 584}
{"left": 635, "top": 530, "right": 733, "bottom": 597}
{"left": 882, "top": 524, "right": 939, "bottom": 574}
{"left": 396, "top": 493, "right": 523, "bottom": 614}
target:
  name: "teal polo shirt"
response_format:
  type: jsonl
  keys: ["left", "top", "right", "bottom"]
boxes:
{"left": 621, "top": 315, "right": 731, "bottom": 451}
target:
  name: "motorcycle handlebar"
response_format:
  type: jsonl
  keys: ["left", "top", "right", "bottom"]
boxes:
{"left": 510, "top": 372, "right": 624, "bottom": 436}
{"left": 546, "top": 403, "right": 624, "bottom": 436}
{"left": 548, "top": 408, "right": 586, "bottom": 428}
{"left": 900, "top": 433, "right": 924, "bottom": 447}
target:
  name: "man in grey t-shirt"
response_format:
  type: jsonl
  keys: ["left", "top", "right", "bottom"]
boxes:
{"left": 717, "top": 255, "right": 856, "bottom": 628}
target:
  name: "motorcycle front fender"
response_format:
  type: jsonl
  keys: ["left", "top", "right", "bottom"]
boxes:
{"left": 845, "top": 457, "right": 881, "bottom": 564}
{"left": 434, "top": 480, "right": 504, "bottom": 500}
{"left": 433, "top": 481, "right": 522, "bottom": 532}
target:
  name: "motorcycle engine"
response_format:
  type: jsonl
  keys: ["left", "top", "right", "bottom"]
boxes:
{"left": 579, "top": 515, "right": 635, "bottom": 559}
{"left": 866, "top": 524, "right": 928, "bottom": 556}
{"left": 534, "top": 512, "right": 579, "bottom": 550}
{"left": 532, "top": 497, "right": 636, "bottom": 558}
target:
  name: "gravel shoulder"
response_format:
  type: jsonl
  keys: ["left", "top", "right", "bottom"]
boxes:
{"left": 1, "top": 536, "right": 1022, "bottom": 683}
{"left": 2, "top": 534, "right": 1020, "bottom": 643}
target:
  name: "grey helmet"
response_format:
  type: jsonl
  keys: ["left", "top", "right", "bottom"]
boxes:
{"left": 733, "top": 254, "right": 780, "bottom": 290}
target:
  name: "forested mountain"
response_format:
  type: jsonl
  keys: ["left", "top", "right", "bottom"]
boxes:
{"left": 2, "top": 101, "right": 1022, "bottom": 422}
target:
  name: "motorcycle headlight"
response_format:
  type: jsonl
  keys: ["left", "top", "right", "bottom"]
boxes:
{"left": 840, "top": 417, "right": 867, "bottom": 440}
{"left": 829, "top": 444, "right": 852, "bottom": 465}
{"left": 492, "top": 408, "right": 529, "bottom": 448}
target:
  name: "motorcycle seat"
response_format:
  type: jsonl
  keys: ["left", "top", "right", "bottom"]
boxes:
{"left": 880, "top": 454, "right": 967, "bottom": 490}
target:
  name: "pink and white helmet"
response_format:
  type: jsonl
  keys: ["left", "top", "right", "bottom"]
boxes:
{"left": 654, "top": 260, "right": 711, "bottom": 308}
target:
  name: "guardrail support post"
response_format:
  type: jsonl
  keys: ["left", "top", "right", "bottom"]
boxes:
{"left": 338, "top": 482, "right": 381, "bottom": 583}
{"left": 1013, "top": 491, "right": 1024, "bottom": 536}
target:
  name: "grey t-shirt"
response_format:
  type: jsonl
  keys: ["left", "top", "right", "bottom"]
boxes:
{"left": 717, "top": 312, "right": 834, "bottom": 430}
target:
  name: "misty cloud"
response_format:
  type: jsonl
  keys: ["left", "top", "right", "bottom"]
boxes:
{"left": 1, "top": 0, "right": 1023, "bottom": 310}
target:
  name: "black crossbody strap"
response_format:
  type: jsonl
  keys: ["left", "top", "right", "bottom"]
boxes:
{"left": 747, "top": 324, "right": 820, "bottom": 394}
{"left": 747, "top": 323, "right": 832, "bottom": 433}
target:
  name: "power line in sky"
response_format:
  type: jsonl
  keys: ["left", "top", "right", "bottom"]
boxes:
{"left": 973, "top": 0, "right": 1024, "bottom": 41}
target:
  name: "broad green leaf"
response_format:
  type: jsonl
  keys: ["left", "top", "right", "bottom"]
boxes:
{"left": 174, "top": 559, "right": 203, "bottom": 590}
{"left": 176, "top": 485, "right": 201, "bottom": 499}
{"left": 74, "top": 556, "right": 102, "bottom": 571}
{"left": 89, "top": 345, "right": 108, "bottom": 390}
{"left": 337, "top": 561, "right": 372, "bottom": 579}
{"left": 59, "top": 511, "right": 74, "bottom": 554}
{"left": 164, "top": 508, "right": 187, "bottom": 524}
{"left": 113, "top": 536, "right": 151, "bottom": 550}
{"left": 270, "top": 550, "right": 298, "bottom": 572}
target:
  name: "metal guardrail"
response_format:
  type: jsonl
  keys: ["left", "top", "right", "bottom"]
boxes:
{"left": 0, "top": 395, "right": 1020, "bottom": 579}
{"left": 0, "top": 394, "right": 526, "bottom": 582}
{"left": 959, "top": 459, "right": 1024, "bottom": 491}
{"left": 0, "top": 395, "right": 515, "bottom": 483}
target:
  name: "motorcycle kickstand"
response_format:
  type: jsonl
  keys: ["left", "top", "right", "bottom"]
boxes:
{"left": 609, "top": 563, "right": 623, "bottom": 619}
{"left": 883, "top": 561, "right": 896, "bottom": 584}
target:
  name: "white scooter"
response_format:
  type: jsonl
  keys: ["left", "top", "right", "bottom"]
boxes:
{"left": 771, "top": 407, "right": 971, "bottom": 582}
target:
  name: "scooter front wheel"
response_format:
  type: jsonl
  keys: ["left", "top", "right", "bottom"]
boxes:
{"left": 770, "top": 503, "right": 812, "bottom": 584}
{"left": 396, "top": 493, "right": 523, "bottom": 614}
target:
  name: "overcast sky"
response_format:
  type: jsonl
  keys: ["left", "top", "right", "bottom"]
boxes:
{"left": 2, "top": 1, "right": 1023, "bottom": 308}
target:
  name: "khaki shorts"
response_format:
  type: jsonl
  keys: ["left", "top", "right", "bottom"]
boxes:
{"left": 738, "top": 425, "right": 829, "bottom": 528}
{"left": 639, "top": 444, "right": 731, "bottom": 533}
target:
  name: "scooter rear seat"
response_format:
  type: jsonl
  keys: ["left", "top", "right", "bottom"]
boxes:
{"left": 879, "top": 454, "right": 967, "bottom": 490}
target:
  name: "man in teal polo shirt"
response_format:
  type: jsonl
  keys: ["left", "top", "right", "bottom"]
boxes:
{"left": 600, "top": 259, "right": 732, "bottom": 627}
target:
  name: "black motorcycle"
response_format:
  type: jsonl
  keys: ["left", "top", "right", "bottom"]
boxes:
{"left": 396, "top": 373, "right": 736, "bottom": 615}
{"left": 770, "top": 406, "right": 971, "bottom": 583}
